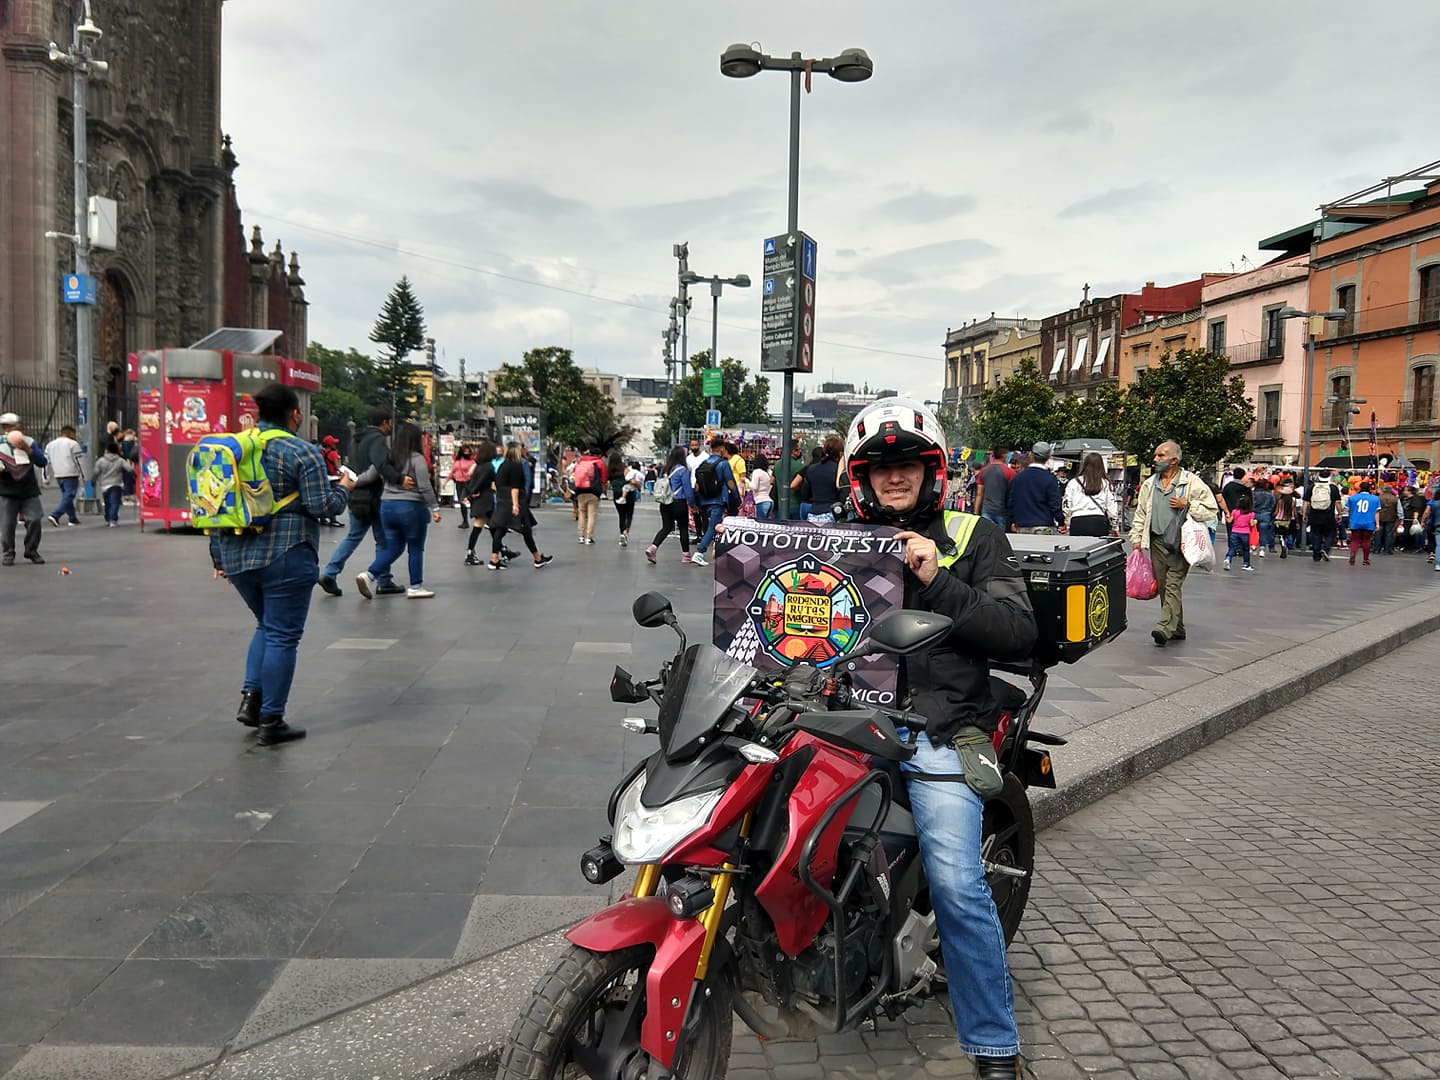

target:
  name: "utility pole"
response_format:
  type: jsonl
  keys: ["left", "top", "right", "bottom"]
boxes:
{"left": 674, "top": 242, "right": 691, "bottom": 383}
{"left": 47, "top": 4, "right": 108, "bottom": 479}
{"left": 426, "top": 337, "right": 437, "bottom": 431}
{"left": 458, "top": 357, "right": 466, "bottom": 428}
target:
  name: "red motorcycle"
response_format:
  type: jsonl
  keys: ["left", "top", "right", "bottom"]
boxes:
{"left": 499, "top": 592, "right": 1063, "bottom": 1080}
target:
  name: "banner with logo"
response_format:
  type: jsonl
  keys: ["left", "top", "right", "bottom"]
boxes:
{"left": 713, "top": 518, "right": 905, "bottom": 707}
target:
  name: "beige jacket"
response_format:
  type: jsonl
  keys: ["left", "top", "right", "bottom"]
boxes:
{"left": 1128, "top": 467, "right": 1219, "bottom": 551}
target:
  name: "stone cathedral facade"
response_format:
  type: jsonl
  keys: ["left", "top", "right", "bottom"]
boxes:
{"left": 0, "top": 0, "right": 307, "bottom": 407}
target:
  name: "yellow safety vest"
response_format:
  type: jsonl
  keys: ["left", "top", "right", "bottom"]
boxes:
{"left": 936, "top": 510, "right": 981, "bottom": 570}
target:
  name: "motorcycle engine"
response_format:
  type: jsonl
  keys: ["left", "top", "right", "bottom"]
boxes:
{"left": 791, "top": 907, "right": 884, "bottom": 1003}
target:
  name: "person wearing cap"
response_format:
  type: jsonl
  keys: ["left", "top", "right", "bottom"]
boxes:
{"left": 318, "top": 436, "right": 343, "bottom": 527}
{"left": 0, "top": 412, "right": 50, "bottom": 565}
{"left": 1006, "top": 441, "right": 1063, "bottom": 534}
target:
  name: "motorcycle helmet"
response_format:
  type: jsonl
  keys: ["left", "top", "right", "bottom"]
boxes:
{"left": 842, "top": 396, "right": 948, "bottom": 524}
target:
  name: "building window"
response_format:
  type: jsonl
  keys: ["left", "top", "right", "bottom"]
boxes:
{"left": 1411, "top": 365, "right": 1436, "bottom": 423}
{"left": 1208, "top": 319, "right": 1226, "bottom": 355}
{"left": 1335, "top": 284, "right": 1356, "bottom": 335}
{"left": 1263, "top": 307, "right": 1285, "bottom": 358}
{"left": 946, "top": 357, "right": 958, "bottom": 389}
{"left": 1260, "top": 388, "right": 1281, "bottom": 439}
{"left": 1421, "top": 267, "right": 1440, "bottom": 323}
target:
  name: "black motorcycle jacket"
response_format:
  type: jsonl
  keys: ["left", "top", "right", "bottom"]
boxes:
{"left": 900, "top": 510, "right": 1037, "bottom": 745}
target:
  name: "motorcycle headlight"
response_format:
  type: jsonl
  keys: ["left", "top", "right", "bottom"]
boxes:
{"left": 611, "top": 772, "right": 725, "bottom": 865}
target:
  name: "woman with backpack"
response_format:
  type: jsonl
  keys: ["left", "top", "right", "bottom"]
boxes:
{"left": 486, "top": 443, "right": 553, "bottom": 571}
{"left": 1061, "top": 452, "right": 1119, "bottom": 537}
{"left": 358, "top": 422, "right": 440, "bottom": 599}
{"left": 646, "top": 446, "right": 696, "bottom": 564}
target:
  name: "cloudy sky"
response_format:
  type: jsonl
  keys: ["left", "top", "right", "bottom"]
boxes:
{"left": 220, "top": 1, "right": 1438, "bottom": 406}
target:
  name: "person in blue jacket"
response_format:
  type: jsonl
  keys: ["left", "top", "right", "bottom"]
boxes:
{"left": 1007, "top": 442, "right": 1063, "bottom": 533}
{"left": 689, "top": 436, "right": 736, "bottom": 567}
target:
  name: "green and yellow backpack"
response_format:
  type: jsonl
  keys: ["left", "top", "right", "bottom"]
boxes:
{"left": 186, "top": 429, "right": 298, "bottom": 534}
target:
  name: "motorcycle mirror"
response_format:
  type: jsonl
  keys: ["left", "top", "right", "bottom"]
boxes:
{"left": 859, "top": 610, "right": 953, "bottom": 656}
{"left": 632, "top": 591, "right": 675, "bottom": 629}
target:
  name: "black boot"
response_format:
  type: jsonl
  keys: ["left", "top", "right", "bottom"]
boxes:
{"left": 503, "top": 547, "right": 522, "bottom": 560}
{"left": 974, "top": 1055, "right": 1021, "bottom": 1079}
{"left": 257, "top": 715, "right": 306, "bottom": 746}
{"left": 236, "top": 690, "right": 261, "bottom": 728}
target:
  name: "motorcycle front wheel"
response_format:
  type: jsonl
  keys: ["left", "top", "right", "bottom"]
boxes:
{"left": 983, "top": 773, "right": 1036, "bottom": 945}
{"left": 498, "top": 943, "right": 733, "bottom": 1080}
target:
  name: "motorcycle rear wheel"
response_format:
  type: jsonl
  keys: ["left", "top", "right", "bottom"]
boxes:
{"left": 983, "top": 773, "right": 1035, "bottom": 945}
{"left": 498, "top": 943, "right": 732, "bottom": 1080}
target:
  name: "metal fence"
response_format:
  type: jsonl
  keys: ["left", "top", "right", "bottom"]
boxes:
{"left": 0, "top": 379, "right": 136, "bottom": 446}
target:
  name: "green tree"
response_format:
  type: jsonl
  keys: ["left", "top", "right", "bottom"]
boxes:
{"left": 971, "top": 358, "right": 1060, "bottom": 450}
{"left": 308, "top": 342, "right": 383, "bottom": 426}
{"left": 1052, "top": 382, "right": 1124, "bottom": 443}
{"left": 368, "top": 276, "right": 428, "bottom": 418}
{"left": 936, "top": 401, "right": 974, "bottom": 449}
{"left": 1115, "top": 348, "right": 1255, "bottom": 467}
{"left": 491, "top": 345, "right": 620, "bottom": 449}
{"left": 653, "top": 352, "right": 770, "bottom": 449}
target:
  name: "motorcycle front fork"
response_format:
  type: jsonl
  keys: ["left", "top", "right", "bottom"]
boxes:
{"left": 630, "top": 861, "right": 737, "bottom": 981}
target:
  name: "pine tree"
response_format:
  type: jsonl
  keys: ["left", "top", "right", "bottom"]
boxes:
{"left": 369, "top": 276, "right": 428, "bottom": 419}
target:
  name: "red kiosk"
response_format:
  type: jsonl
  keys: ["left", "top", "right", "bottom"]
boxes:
{"left": 130, "top": 328, "right": 321, "bottom": 530}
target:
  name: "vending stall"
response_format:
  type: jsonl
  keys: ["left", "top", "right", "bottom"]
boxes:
{"left": 131, "top": 330, "right": 321, "bottom": 530}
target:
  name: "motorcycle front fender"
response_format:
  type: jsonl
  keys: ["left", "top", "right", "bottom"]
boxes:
{"left": 565, "top": 896, "right": 707, "bottom": 1069}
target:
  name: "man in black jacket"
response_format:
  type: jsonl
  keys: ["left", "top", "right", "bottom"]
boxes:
{"left": 318, "top": 408, "right": 406, "bottom": 596}
{"left": 0, "top": 412, "right": 50, "bottom": 565}
{"left": 842, "top": 397, "right": 1035, "bottom": 1080}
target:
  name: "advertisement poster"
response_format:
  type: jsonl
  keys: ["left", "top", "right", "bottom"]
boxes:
{"left": 496, "top": 407, "right": 546, "bottom": 456}
{"left": 166, "top": 381, "right": 228, "bottom": 443}
{"left": 713, "top": 519, "right": 905, "bottom": 706}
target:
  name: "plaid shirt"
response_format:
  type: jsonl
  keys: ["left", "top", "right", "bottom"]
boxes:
{"left": 210, "top": 425, "right": 349, "bottom": 576}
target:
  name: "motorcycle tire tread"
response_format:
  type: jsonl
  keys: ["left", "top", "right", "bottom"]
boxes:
{"left": 497, "top": 942, "right": 733, "bottom": 1080}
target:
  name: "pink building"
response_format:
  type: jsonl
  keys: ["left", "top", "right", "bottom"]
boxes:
{"left": 1200, "top": 254, "right": 1310, "bottom": 462}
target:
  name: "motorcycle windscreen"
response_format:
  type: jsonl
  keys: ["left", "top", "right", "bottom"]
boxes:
{"left": 657, "top": 643, "right": 758, "bottom": 763}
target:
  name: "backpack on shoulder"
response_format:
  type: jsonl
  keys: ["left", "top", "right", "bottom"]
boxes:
{"left": 573, "top": 457, "right": 599, "bottom": 494}
{"left": 1310, "top": 482, "right": 1333, "bottom": 511}
{"left": 694, "top": 457, "right": 723, "bottom": 500}
{"left": 187, "top": 429, "right": 297, "bottom": 533}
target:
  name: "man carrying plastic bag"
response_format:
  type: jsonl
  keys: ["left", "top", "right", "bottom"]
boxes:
{"left": 1127, "top": 440, "right": 1219, "bottom": 647}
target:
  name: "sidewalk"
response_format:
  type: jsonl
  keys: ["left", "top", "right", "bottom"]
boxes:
{"left": 2, "top": 505, "right": 1438, "bottom": 1078}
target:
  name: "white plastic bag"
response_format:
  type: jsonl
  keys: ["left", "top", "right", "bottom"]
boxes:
{"left": 1180, "top": 517, "right": 1215, "bottom": 571}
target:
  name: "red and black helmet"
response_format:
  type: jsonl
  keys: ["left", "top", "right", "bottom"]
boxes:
{"left": 841, "top": 397, "right": 948, "bottom": 523}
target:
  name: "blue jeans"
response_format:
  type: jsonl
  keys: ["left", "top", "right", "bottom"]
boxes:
{"left": 370, "top": 500, "right": 430, "bottom": 586}
{"left": 324, "top": 510, "right": 393, "bottom": 586}
{"left": 695, "top": 503, "right": 725, "bottom": 553}
{"left": 1225, "top": 530, "right": 1251, "bottom": 567}
{"left": 53, "top": 476, "right": 80, "bottom": 523}
{"left": 1256, "top": 515, "right": 1274, "bottom": 549}
{"left": 898, "top": 729, "right": 1020, "bottom": 1057}
{"left": 103, "top": 486, "right": 123, "bottom": 523}
{"left": 754, "top": 499, "right": 773, "bottom": 520}
{"left": 980, "top": 511, "right": 1008, "bottom": 531}
{"left": 228, "top": 544, "right": 318, "bottom": 717}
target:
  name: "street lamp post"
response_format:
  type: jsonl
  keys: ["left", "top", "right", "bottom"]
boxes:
{"left": 721, "top": 43, "right": 872, "bottom": 517}
{"left": 47, "top": 4, "right": 108, "bottom": 473}
{"left": 1279, "top": 306, "right": 1347, "bottom": 545}
{"left": 681, "top": 271, "right": 751, "bottom": 422}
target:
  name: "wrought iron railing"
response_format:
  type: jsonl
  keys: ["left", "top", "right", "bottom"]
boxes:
{"left": 1324, "top": 298, "right": 1440, "bottom": 339}
{"left": 1396, "top": 396, "right": 1437, "bottom": 425}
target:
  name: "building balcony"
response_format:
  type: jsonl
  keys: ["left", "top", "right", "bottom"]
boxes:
{"left": 1249, "top": 417, "right": 1282, "bottom": 443}
{"left": 1224, "top": 339, "right": 1285, "bottom": 366}
{"left": 941, "top": 386, "right": 961, "bottom": 406}
{"left": 1396, "top": 396, "right": 1438, "bottom": 427}
{"left": 1323, "top": 298, "right": 1440, "bottom": 342}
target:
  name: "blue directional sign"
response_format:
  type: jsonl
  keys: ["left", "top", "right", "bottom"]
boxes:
{"left": 705, "top": 409, "right": 721, "bottom": 428}
{"left": 763, "top": 277, "right": 776, "bottom": 295}
{"left": 801, "top": 235, "right": 817, "bottom": 281}
{"left": 61, "top": 273, "right": 97, "bottom": 305}
{"left": 764, "top": 237, "right": 777, "bottom": 256}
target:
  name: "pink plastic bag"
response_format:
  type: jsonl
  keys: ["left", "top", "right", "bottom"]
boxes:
{"left": 1126, "top": 547, "right": 1158, "bottom": 600}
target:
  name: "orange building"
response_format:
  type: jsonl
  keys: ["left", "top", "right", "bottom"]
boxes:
{"left": 1117, "top": 308, "right": 1204, "bottom": 387}
{"left": 1304, "top": 165, "right": 1440, "bottom": 469}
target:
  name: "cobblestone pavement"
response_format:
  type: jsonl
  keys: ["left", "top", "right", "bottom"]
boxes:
{"left": 730, "top": 632, "right": 1440, "bottom": 1080}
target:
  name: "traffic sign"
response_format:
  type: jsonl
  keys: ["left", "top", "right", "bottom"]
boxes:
{"left": 760, "top": 230, "right": 816, "bottom": 372}
{"left": 706, "top": 409, "right": 721, "bottom": 428}
{"left": 702, "top": 367, "right": 724, "bottom": 397}
{"left": 61, "top": 273, "right": 96, "bottom": 305}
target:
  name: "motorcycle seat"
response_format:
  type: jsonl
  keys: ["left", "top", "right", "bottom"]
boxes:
{"left": 848, "top": 780, "right": 916, "bottom": 838}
